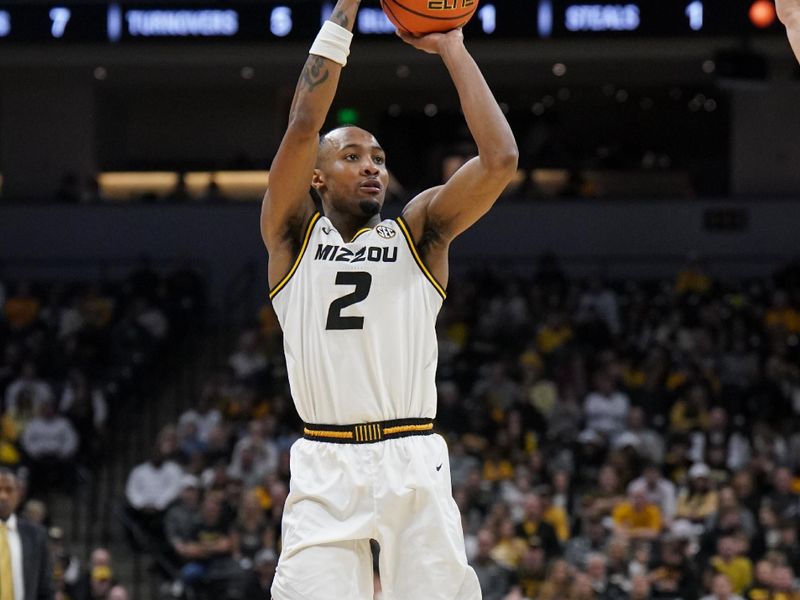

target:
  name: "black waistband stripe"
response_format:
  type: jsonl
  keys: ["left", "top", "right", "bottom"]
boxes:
{"left": 303, "top": 418, "right": 434, "bottom": 444}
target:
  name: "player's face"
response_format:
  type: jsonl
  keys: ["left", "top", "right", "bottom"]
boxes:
{"left": 313, "top": 127, "right": 390, "bottom": 217}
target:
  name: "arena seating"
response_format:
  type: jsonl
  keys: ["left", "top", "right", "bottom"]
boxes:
{"left": 117, "top": 256, "right": 800, "bottom": 600}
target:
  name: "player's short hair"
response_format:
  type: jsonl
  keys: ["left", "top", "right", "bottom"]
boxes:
{"left": 316, "top": 126, "right": 375, "bottom": 168}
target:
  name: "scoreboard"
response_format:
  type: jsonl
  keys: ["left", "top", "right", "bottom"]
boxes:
{"left": 0, "top": 0, "right": 784, "bottom": 44}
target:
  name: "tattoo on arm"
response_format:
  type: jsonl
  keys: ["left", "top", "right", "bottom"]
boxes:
{"left": 331, "top": 9, "right": 349, "bottom": 27}
{"left": 297, "top": 4, "right": 355, "bottom": 92}
{"left": 299, "top": 56, "right": 330, "bottom": 91}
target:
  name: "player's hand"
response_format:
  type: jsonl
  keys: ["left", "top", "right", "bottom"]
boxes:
{"left": 395, "top": 27, "right": 464, "bottom": 55}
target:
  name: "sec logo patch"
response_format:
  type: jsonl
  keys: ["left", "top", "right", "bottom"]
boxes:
{"left": 376, "top": 225, "right": 396, "bottom": 239}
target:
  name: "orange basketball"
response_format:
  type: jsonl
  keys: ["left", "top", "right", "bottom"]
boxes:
{"left": 380, "top": 0, "right": 480, "bottom": 36}
{"left": 748, "top": 0, "right": 776, "bottom": 28}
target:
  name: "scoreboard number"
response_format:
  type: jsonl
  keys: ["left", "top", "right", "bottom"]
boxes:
{"left": 49, "top": 7, "right": 72, "bottom": 38}
{"left": 686, "top": 1, "right": 704, "bottom": 31}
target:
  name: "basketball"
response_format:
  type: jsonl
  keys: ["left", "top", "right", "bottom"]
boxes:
{"left": 380, "top": 0, "right": 480, "bottom": 36}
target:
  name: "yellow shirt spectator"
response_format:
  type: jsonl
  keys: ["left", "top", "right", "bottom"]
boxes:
{"left": 612, "top": 496, "right": 662, "bottom": 539}
{"left": 711, "top": 556, "right": 753, "bottom": 595}
{"left": 543, "top": 505, "right": 570, "bottom": 542}
{"left": 676, "top": 488, "right": 718, "bottom": 522}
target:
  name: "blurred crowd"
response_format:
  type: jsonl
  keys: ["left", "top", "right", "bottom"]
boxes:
{"left": 0, "top": 260, "right": 206, "bottom": 600}
{"left": 117, "top": 255, "right": 800, "bottom": 600}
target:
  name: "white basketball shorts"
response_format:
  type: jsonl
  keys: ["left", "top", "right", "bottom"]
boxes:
{"left": 271, "top": 433, "right": 481, "bottom": 600}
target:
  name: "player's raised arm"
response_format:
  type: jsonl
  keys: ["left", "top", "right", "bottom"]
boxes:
{"left": 777, "top": 0, "right": 800, "bottom": 62}
{"left": 399, "top": 29, "right": 518, "bottom": 243}
{"left": 261, "top": 0, "right": 360, "bottom": 287}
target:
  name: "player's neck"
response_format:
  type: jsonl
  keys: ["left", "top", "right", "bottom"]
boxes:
{"left": 325, "top": 212, "right": 382, "bottom": 242}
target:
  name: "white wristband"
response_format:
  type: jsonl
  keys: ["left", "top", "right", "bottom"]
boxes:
{"left": 309, "top": 20, "right": 354, "bottom": 67}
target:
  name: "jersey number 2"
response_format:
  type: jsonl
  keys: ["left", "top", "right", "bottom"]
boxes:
{"left": 326, "top": 272, "right": 372, "bottom": 330}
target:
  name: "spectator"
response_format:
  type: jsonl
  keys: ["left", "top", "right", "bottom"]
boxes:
{"left": 769, "top": 566, "right": 800, "bottom": 600}
{"left": 585, "top": 465, "right": 626, "bottom": 521}
{"left": 175, "top": 495, "right": 238, "bottom": 597}
{"left": 773, "top": 519, "right": 800, "bottom": 566}
{"left": 576, "top": 278, "right": 621, "bottom": 336}
{"left": 630, "top": 573, "right": 653, "bottom": 600}
{"left": 21, "top": 398, "right": 79, "bottom": 496}
{"left": 71, "top": 547, "right": 116, "bottom": 600}
{"left": 764, "top": 467, "right": 799, "bottom": 521}
{"left": 583, "top": 371, "right": 630, "bottom": 444}
{"left": 628, "top": 463, "right": 677, "bottom": 525}
{"left": 538, "top": 558, "right": 572, "bottom": 600}
{"left": 623, "top": 407, "right": 665, "bottom": 465}
{"left": 472, "top": 529, "right": 514, "bottom": 600}
{"left": 701, "top": 573, "right": 746, "bottom": 600}
{"left": 585, "top": 552, "right": 626, "bottom": 600}
{"left": 164, "top": 475, "right": 201, "bottom": 557}
{"left": 744, "top": 560, "right": 773, "bottom": 600}
{"left": 230, "top": 489, "right": 270, "bottom": 566}
{"left": 241, "top": 548, "right": 277, "bottom": 598}
{"left": 4, "top": 362, "right": 53, "bottom": 416}
{"left": 491, "top": 519, "right": 528, "bottom": 569}
{"left": 227, "top": 442, "right": 271, "bottom": 489}
{"left": 228, "top": 421, "right": 278, "bottom": 484}
{"left": 516, "top": 494, "right": 561, "bottom": 557}
{"left": 612, "top": 483, "right": 663, "bottom": 540}
{"left": 565, "top": 516, "right": 608, "bottom": 569}
{"left": 0, "top": 467, "right": 54, "bottom": 600}
{"left": 107, "top": 587, "right": 128, "bottom": 600}
{"left": 177, "top": 384, "right": 222, "bottom": 445}
{"left": 648, "top": 537, "right": 699, "bottom": 600}
{"left": 49, "top": 526, "right": 80, "bottom": 599}
{"left": 539, "top": 486, "right": 570, "bottom": 544}
{"left": 568, "top": 572, "right": 597, "bottom": 600}
{"left": 709, "top": 535, "right": 754, "bottom": 595}
{"left": 59, "top": 371, "right": 107, "bottom": 462}
{"left": 0, "top": 410, "right": 21, "bottom": 468}
{"left": 228, "top": 331, "right": 268, "bottom": 384}
{"left": 676, "top": 463, "right": 719, "bottom": 525}
{"left": 689, "top": 407, "right": 750, "bottom": 473}
{"left": 124, "top": 431, "right": 183, "bottom": 543}
{"left": 515, "top": 543, "right": 548, "bottom": 600}
{"left": 704, "top": 486, "right": 757, "bottom": 544}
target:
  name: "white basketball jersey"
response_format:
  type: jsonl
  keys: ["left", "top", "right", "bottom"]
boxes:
{"left": 270, "top": 213, "right": 445, "bottom": 425}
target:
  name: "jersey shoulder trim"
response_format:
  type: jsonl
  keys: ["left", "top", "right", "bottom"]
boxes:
{"left": 269, "top": 211, "right": 321, "bottom": 300}
{"left": 350, "top": 227, "right": 372, "bottom": 242}
{"left": 395, "top": 216, "right": 447, "bottom": 300}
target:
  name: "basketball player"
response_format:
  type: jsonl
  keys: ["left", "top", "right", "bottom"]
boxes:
{"left": 777, "top": 0, "right": 800, "bottom": 61}
{"left": 261, "top": 0, "right": 517, "bottom": 597}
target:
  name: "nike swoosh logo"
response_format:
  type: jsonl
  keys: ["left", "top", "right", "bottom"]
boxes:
{"left": 322, "top": 227, "right": 332, "bottom": 234}
{"left": 436, "top": 464, "right": 443, "bottom": 471}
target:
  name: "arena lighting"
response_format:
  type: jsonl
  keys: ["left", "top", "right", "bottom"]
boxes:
{"left": 98, "top": 171, "right": 177, "bottom": 199}
{"left": 98, "top": 171, "right": 268, "bottom": 201}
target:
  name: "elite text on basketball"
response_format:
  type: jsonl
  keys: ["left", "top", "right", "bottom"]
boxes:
{"left": 427, "top": 0, "right": 475, "bottom": 10}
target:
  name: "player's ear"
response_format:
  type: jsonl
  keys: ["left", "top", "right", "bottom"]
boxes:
{"left": 311, "top": 168, "right": 325, "bottom": 191}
